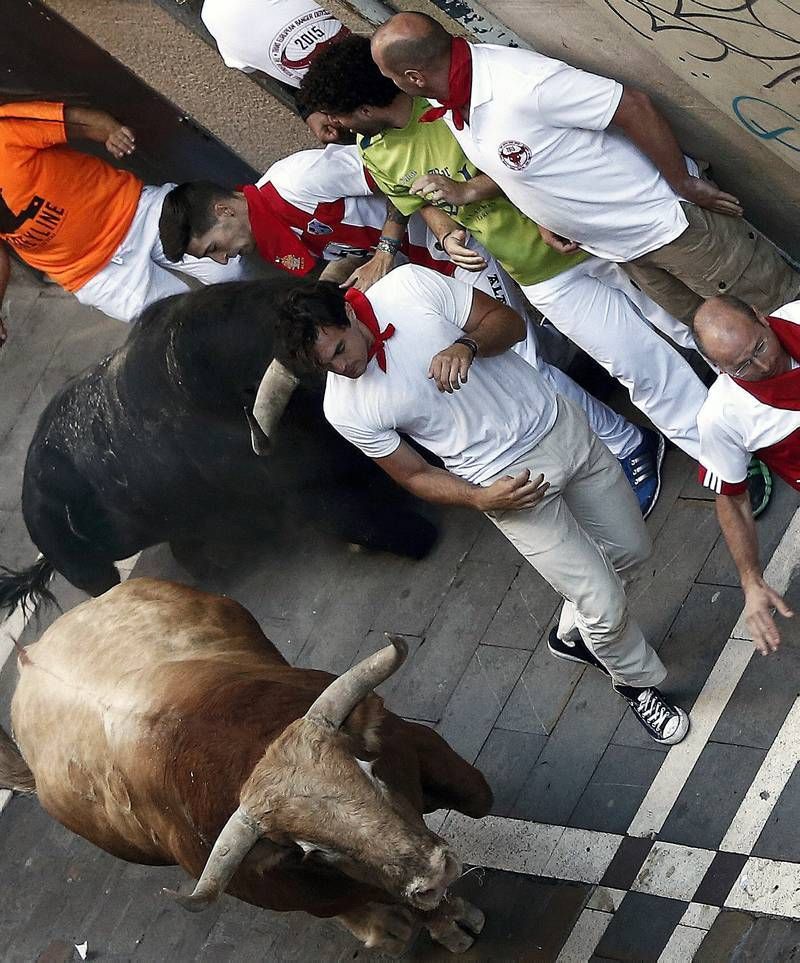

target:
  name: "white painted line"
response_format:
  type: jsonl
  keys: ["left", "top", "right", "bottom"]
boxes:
{"left": 657, "top": 924, "right": 709, "bottom": 962}
{"left": 631, "top": 842, "right": 716, "bottom": 902}
{"left": 543, "top": 827, "right": 621, "bottom": 885}
{"left": 586, "top": 886, "right": 627, "bottom": 912}
{"left": 556, "top": 908, "right": 614, "bottom": 963}
{"left": 424, "top": 808, "right": 449, "bottom": 834}
{"left": 726, "top": 856, "right": 800, "bottom": 918}
{"left": 628, "top": 635, "right": 753, "bottom": 839}
{"left": 720, "top": 696, "right": 800, "bottom": 855}
{"left": 680, "top": 902, "right": 720, "bottom": 930}
{"left": 730, "top": 508, "right": 800, "bottom": 641}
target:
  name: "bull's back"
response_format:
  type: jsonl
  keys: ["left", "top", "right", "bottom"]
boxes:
{"left": 12, "top": 579, "right": 290, "bottom": 861}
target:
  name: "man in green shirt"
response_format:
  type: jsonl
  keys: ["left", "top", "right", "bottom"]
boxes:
{"left": 299, "top": 37, "right": 712, "bottom": 519}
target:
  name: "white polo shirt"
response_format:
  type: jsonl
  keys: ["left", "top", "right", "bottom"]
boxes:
{"left": 436, "top": 43, "right": 693, "bottom": 262}
{"left": 698, "top": 301, "right": 800, "bottom": 494}
{"left": 323, "top": 265, "right": 558, "bottom": 485}
{"left": 201, "top": 0, "right": 348, "bottom": 88}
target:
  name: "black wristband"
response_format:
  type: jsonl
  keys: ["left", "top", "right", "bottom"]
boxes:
{"left": 454, "top": 336, "right": 478, "bottom": 360}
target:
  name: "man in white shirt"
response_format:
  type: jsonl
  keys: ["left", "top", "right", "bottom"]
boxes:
{"left": 201, "top": 0, "right": 351, "bottom": 144}
{"left": 694, "top": 296, "right": 799, "bottom": 655}
{"left": 275, "top": 263, "right": 690, "bottom": 745}
{"left": 370, "top": 13, "right": 800, "bottom": 325}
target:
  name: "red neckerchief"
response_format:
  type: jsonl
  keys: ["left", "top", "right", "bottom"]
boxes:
{"left": 242, "top": 183, "right": 316, "bottom": 276}
{"left": 733, "top": 315, "right": 800, "bottom": 411}
{"left": 419, "top": 36, "right": 472, "bottom": 131}
{"left": 344, "top": 287, "right": 394, "bottom": 373}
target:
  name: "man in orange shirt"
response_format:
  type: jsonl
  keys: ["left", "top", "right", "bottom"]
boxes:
{"left": 0, "top": 101, "right": 246, "bottom": 333}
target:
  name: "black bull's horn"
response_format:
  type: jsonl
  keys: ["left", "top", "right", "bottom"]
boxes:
{"left": 246, "top": 359, "right": 300, "bottom": 455}
{"left": 168, "top": 635, "right": 409, "bottom": 911}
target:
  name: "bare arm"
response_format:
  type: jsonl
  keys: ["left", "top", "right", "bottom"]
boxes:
{"left": 611, "top": 88, "right": 743, "bottom": 216}
{"left": 410, "top": 172, "right": 501, "bottom": 207}
{"left": 716, "top": 491, "right": 793, "bottom": 654}
{"left": 419, "top": 205, "right": 487, "bottom": 273}
{"left": 427, "top": 286, "right": 526, "bottom": 393}
{"left": 376, "top": 438, "right": 548, "bottom": 512}
{"left": 341, "top": 200, "right": 408, "bottom": 291}
{"left": 0, "top": 242, "right": 9, "bottom": 347}
{"left": 64, "top": 106, "right": 135, "bottom": 159}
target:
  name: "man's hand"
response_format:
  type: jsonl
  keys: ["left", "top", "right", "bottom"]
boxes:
{"left": 428, "top": 342, "right": 474, "bottom": 393}
{"left": 678, "top": 175, "right": 743, "bottom": 217}
{"left": 411, "top": 172, "right": 469, "bottom": 207}
{"left": 537, "top": 225, "right": 580, "bottom": 254}
{"left": 440, "top": 229, "right": 486, "bottom": 272}
{"left": 742, "top": 575, "right": 794, "bottom": 655}
{"left": 473, "top": 470, "right": 549, "bottom": 513}
{"left": 105, "top": 123, "right": 136, "bottom": 159}
{"left": 340, "top": 250, "right": 395, "bottom": 291}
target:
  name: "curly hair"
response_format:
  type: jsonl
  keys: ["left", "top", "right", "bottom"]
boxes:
{"left": 298, "top": 34, "right": 398, "bottom": 116}
{"left": 276, "top": 281, "right": 351, "bottom": 372}
{"left": 158, "top": 181, "right": 234, "bottom": 263}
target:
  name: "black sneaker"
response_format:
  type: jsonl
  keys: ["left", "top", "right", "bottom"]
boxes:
{"left": 548, "top": 627, "right": 609, "bottom": 675}
{"left": 615, "top": 685, "right": 690, "bottom": 745}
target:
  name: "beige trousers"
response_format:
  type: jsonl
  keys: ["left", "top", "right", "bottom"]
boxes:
{"left": 486, "top": 397, "right": 666, "bottom": 688}
{"left": 622, "top": 201, "right": 800, "bottom": 325}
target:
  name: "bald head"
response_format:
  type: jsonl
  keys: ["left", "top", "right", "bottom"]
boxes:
{"left": 372, "top": 12, "right": 453, "bottom": 99}
{"left": 693, "top": 296, "right": 788, "bottom": 381}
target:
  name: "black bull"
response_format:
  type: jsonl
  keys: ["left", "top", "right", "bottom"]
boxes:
{"left": 0, "top": 280, "right": 436, "bottom": 612}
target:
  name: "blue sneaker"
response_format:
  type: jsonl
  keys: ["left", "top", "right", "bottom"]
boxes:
{"left": 619, "top": 428, "right": 665, "bottom": 519}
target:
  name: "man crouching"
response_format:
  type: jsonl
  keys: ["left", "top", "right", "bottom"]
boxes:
{"left": 275, "top": 264, "right": 689, "bottom": 745}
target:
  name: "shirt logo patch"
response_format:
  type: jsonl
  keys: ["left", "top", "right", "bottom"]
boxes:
{"left": 275, "top": 254, "right": 305, "bottom": 271}
{"left": 306, "top": 218, "right": 334, "bottom": 236}
{"left": 498, "top": 140, "right": 532, "bottom": 171}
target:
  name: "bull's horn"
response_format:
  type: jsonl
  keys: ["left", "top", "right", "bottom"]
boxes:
{"left": 248, "top": 359, "right": 300, "bottom": 455}
{"left": 305, "top": 633, "right": 409, "bottom": 729}
{"left": 166, "top": 806, "right": 261, "bottom": 912}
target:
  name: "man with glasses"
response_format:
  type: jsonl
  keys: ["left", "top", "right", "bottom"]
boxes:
{"left": 693, "top": 295, "right": 800, "bottom": 655}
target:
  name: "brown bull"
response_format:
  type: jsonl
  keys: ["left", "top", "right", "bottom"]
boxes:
{"left": 0, "top": 578, "right": 492, "bottom": 955}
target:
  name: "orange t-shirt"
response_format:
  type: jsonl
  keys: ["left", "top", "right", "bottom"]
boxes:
{"left": 0, "top": 102, "right": 143, "bottom": 291}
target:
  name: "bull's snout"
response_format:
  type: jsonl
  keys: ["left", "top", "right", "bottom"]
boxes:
{"left": 407, "top": 849, "right": 462, "bottom": 910}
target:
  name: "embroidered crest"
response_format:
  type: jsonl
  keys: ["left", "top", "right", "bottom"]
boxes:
{"left": 498, "top": 140, "right": 532, "bottom": 171}
{"left": 306, "top": 218, "right": 334, "bottom": 236}
{"left": 275, "top": 254, "right": 304, "bottom": 271}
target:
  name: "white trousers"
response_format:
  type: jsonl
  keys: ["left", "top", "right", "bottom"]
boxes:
{"left": 75, "top": 183, "right": 248, "bottom": 323}
{"left": 522, "top": 257, "right": 707, "bottom": 459}
{"left": 463, "top": 245, "right": 640, "bottom": 460}
{"left": 487, "top": 396, "right": 666, "bottom": 688}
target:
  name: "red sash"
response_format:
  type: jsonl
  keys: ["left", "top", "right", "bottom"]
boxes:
{"left": 419, "top": 36, "right": 472, "bottom": 131}
{"left": 242, "top": 183, "right": 315, "bottom": 276}
{"left": 344, "top": 287, "right": 394, "bottom": 372}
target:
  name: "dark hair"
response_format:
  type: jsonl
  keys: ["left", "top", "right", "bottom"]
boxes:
{"left": 298, "top": 35, "right": 399, "bottom": 116}
{"left": 158, "top": 181, "right": 234, "bottom": 263}
{"left": 276, "top": 282, "right": 351, "bottom": 371}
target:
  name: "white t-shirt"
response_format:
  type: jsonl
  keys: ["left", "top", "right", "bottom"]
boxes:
{"left": 323, "top": 265, "right": 558, "bottom": 485}
{"left": 698, "top": 301, "right": 800, "bottom": 492}
{"left": 201, "top": 0, "right": 348, "bottom": 87}
{"left": 439, "top": 43, "right": 694, "bottom": 262}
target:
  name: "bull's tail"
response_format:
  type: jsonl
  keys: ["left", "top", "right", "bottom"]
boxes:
{"left": 0, "top": 556, "right": 56, "bottom": 620}
{"left": 0, "top": 725, "right": 35, "bottom": 794}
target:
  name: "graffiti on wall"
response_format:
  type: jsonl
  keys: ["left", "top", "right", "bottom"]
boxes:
{"left": 596, "top": 0, "right": 800, "bottom": 168}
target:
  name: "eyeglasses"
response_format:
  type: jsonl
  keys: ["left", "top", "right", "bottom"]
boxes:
{"left": 731, "top": 337, "right": 769, "bottom": 378}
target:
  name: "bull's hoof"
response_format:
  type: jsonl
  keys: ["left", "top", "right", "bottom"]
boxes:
{"left": 427, "top": 896, "right": 485, "bottom": 954}
{"left": 338, "top": 902, "right": 418, "bottom": 957}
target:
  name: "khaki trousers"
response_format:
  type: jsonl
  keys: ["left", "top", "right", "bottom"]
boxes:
{"left": 485, "top": 397, "right": 666, "bottom": 688}
{"left": 622, "top": 201, "right": 800, "bottom": 325}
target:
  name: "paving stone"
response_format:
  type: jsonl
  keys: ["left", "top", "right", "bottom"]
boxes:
{"left": 348, "top": 629, "right": 429, "bottom": 720}
{"left": 710, "top": 637, "right": 800, "bottom": 750}
{"left": 659, "top": 742, "right": 767, "bottom": 849}
{"left": 569, "top": 745, "right": 666, "bottom": 835}
{"left": 752, "top": 763, "right": 800, "bottom": 863}
{"left": 644, "top": 450, "right": 696, "bottom": 542}
{"left": 600, "top": 836, "right": 654, "bottom": 891}
{"left": 594, "top": 891, "right": 687, "bottom": 962}
{"left": 613, "top": 583, "right": 739, "bottom": 751}
{"left": 693, "top": 851, "right": 750, "bottom": 907}
{"left": 697, "top": 479, "right": 800, "bottom": 588}
{"left": 714, "top": 914, "right": 800, "bottom": 961}
{"left": 693, "top": 909, "right": 756, "bottom": 962}
{"left": 510, "top": 669, "right": 627, "bottom": 825}
{"left": 437, "top": 645, "right": 531, "bottom": 763}
{"left": 496, "top": 621, "right": 583, "bottom": 735}
{"left": 480, "top": 563, "right": 560, "bottom": 651}
{"left": 473, "top": 728, "right": 548, "bottom": 817}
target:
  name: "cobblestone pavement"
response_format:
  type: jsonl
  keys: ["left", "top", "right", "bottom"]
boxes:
{"left": 1, "top": 263, "right": 799, "bottom": 961}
